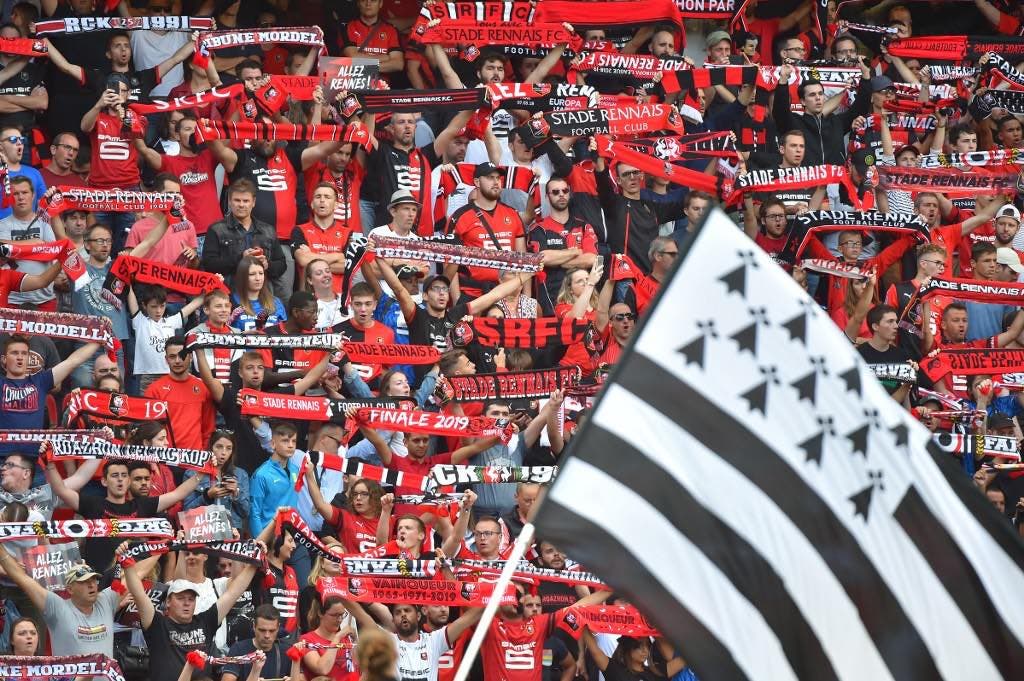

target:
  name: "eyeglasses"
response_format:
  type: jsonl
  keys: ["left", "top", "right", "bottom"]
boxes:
{"left": 54, "top": 143, "right": 79, "bottom": 153}
{"left": 214, "top": 428, "right": 235, "bottom": 436}
{"left": 474, "top": 530, "right": 500, "bottom": 538}
{"left": 785, "top": 46, "right": 806, "bottom": 53}
{"left": 351, "top": 491, "right": 370, "bottom": 498}
{"left": 1, "top": 461, "right": 30, "bottom": 471}
{"left": 428, "top": 286, "right": 449, "bottom": 293}
{"left": 322, "top": 610, "right": 345, "bottom": 619}
{"left": 87, "top": 237, "right": 112, "bottom": 244}
{"left": 4, "top": 135, "right": 21, "bottom": 144}
{"left": 658, "top": 250, "right": 678, "bottom": 258}
{"left": 95, "top": 367, "right": 118, "bottom": 376}
{"left": 548, "top": 188, "right": 570, "bottom": 195}
{"left": 611, "top": 313, "right": 636, "bottom": 321}
{"left": 764, "top": 213, "right": 787, "bottom": 221}
{"left": 922, "top": 259, "right": 946, "bottom": 267}
{"left": 619, "top": 170, "right": 644, "bottom": 180}
{"left": 839, "top": 241, "right": 863, "bottom": 248}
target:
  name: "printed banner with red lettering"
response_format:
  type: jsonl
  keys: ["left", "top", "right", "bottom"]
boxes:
{"left": 442, "top": 367, "right": 582, "bottom": 401}
{"left": 0, "top": 655, "right": 127, "bottom": 681}
{"left": 354, "top": 408, "right": 514, "bottom": 444}
{"left": 317, "top": 576, "right": 518, "bottom": 606}
{"left": 467, "top": 317, "right": 593, "bottom": 349}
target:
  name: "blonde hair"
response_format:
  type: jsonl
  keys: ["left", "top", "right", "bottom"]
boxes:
{"left": 556, "top": 268, "right": 598, "bottom": 308}
{"left": 307, "top": 536, "right": 345, "bottom": 629}
{"left": 356, "top": 628, "right": 397, "bottom": 681}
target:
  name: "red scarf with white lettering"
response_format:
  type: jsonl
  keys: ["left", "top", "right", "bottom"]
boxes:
{"left": 442, "top": 367, "right": 582, "bottom": 402}
{"left": 318, "top": 575, "right": 517, "bottom": 606}
{"left": 594, "top": 135, "right": 722, "bottom": 195}
{"left": 877, "top": 166, "right": 1019, "bottom": 194}
{"left": 195, "top": 119, "right": 368, "bottom": 144}
{"left": 523, "top": 105, "right": 684, "bottom": 148}
{"left": 39, "top": 188, "right": 177, "bottom": 215}
{"left": 104, "top": 254, "right": 228, "bottom": 302}
{"left": 354, "top": 407, "right": 513, "bottom": 443}
{"left": 463, "top": 317, "right": 593, "bottom": 349}
{"left": 572, "top": 51, "right": 691, "bottom": 80}
{"left": 343, "top": 342, "right": 440, "bottom": 366}
{"left": 724, "top": 165, "right": 861, "bottom": 208}
{"left": 922, "top": 348, "right": 1024, "bottom": 377}
{"left": 919, "top": 277, "right": 1024, "bottom": 305}
{"left": 416, "top": 19, "right": 582, "bottom": 51}
{"left": 66, "top": 390, "right": 169, "bottom": 423}
{"left": 128, "top": 76, "right": 319, "bottom": 115}
{"left": 557, "top": 605, "right": 660, "bottom": 639}
{"left": 886, "top": 35, "right": 1024, "bottom": 62}
{"left": 0, "top": 655, "right": 127, "bottom": 681}
{"left": 1, "top": 237, "right": 88, "bottom": 290}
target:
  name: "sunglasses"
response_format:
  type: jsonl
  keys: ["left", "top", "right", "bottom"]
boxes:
{"left": 4, "top": 135, "right": 21, "bottom": 144}
{"left": 612, "top": 313, "right": 636, "bottom": 321}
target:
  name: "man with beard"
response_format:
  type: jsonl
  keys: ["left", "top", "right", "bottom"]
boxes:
{"left": 208, "top": 113, "right": 349, "bottom": 299}
{"left": 145, "top": 336, "right": 214, "bottom": 450}
{"left": 534, "top": 540, "right": 590, "bottom": 613}
{"left": 445, "top": 162, "right": 527, "bottom": 301}
{"left": 304, "top": 142, "right": 364, "bottom": 233}
{"left": 529, "top": 177, "right": 598, "bottom": 315}
{"left": 122, "top": 541, "right": 258, "bottom": 681}
{"left": 362, "top": 109, "right": 475, "bottom": 235}
{"left": 343, "top": 598, "right": 483, "bottom": 681}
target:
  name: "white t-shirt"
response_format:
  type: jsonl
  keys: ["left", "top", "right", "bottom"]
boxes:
{"left": 391, "top": 626, "right": 451, "bottom": 681}
{"left": 317, "top": 295, "right": 350, "bottom": 328}
{"left": 132, "top": 310, "right": 185, "bottom": 374}
{"left": 130, "top": 30, "right": 189, "bottom": 97}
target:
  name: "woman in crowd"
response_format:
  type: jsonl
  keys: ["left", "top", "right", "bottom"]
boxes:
{"left": 183, "top": 429, "right": 251, "bottom": 532}
{"left": 297, "top": 595, "right": 358, "bottom": 681}
{"left": 298, "top": 538, "right": 347, "bottom": 633}
{"left": 231, "top": 256, "right": 287, "bottom": 332}
{"left": 305, "top": 257, "right": 349, "bottom": 327}
{"left": 555, "top": 262, "right": 607, "bottom": 375}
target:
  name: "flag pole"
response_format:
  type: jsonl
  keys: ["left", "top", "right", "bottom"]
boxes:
{"left": 452, "top": 522, "right": 536, "bottom": 681}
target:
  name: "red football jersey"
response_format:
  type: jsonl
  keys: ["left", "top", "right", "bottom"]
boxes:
{"left": 90, "top": 111, "right": 140, "bottom": 188}
{"left": 482, "top": 613, "right": 557, "bottom": 681}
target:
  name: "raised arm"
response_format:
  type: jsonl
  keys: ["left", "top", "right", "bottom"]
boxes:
{"left": 445, "top": 606, "right": 484, "bottom": 642}
{"left": 216, "top": 560, "right": 258, "bottom": 621}
{"left": 0, "top": 543, "right": 50, "bottom": 610}
{"left": 121, "top": 551, "right": 157, "bottom": 629}
{"left": 293, "top": 343, "right": 337, "bottom": 395}
{"left": 134, "top": 137, "right": 163, "bottom": 170}
{"left": 582, "top": 627, "right": 610, "bottom": 671}
{"left": 465, "top": 272, "right": 534, "bottom": 315}
{"left": 193, "top": 346, "right": 225, "bottom": 403}
{"left": 41, "top": 39, "right": 84, "bottom": 83}
{"left": 52, "top": 342, "right": 102, "bottom": 387}
{"left": 156, "top": 39, "right": 195, "bottom": 82}
{"left": 156, "top": 472, "right": 204, "bottom": 512}
{"left": 128, "top": 211, "right": 172, "bottom": 258}
{"left": 44, "top": 456, "right": 81, "bottom": 510}
{"left": 450, "top": 435, "right": 499, "bottom": 464}
{"left": 440, "top": 490, "right": 476, "bottom": 557}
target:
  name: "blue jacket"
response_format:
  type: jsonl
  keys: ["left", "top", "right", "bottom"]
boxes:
{"left": 183, "top": 467, "right": 251, "bottom": 532}
{"left": 249, "top": 457, "right": 299, "bottom": 536}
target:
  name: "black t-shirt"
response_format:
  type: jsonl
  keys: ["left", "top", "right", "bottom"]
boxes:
{"left": 537, "top": 581, "right": 578, "bottom": 613}
{"left": 857, "top": 343, "right": 913, "bottom": 394}
{"left": 78, "top": 495, "right": 160, "bottom": 571}
{"left": 602, "top": 658, "right": 661, "bottom": 681}
{"left": 46, "top": 7, "right": 114, "bottom": 95}
{"left": 0, "top": 60, "right": 45, "bottom": 130}
{"left": 143, "top": 606, "right": 220, "bottom": 681}
{"left": 407, "top": 301, "right": 468, "bottom": 383}
{"left": 219, "top": 383, "right": 295, "bottom": 474}
{"left": 87, "top": 67, "right": 159, "bottom": 103}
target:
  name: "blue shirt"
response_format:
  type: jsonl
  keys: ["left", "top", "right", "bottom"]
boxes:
{"left": 471, "top": 436, "right": 525, "bottom": 514}
{"left": 249, "top": 457, "right": 299, "bottom": 537}
{"left": 963, "top": 301, "right": 1014, "bottom": 342}
{"left": 0, "top": 369, "right": 54, "bottom": 432}
{"left": 230, "top": 294, "right": 287, "bottom": 333}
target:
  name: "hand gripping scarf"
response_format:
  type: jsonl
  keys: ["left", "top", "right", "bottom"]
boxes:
{"left": 43, "top": 438, "right": 217, "bottom": 475}
{"left": 317, "top": 575, "right": 518, "bottom": 606}
{"left": 194, "top": 26, "right": 325, "bottom": 69}
{"left": 465, "top": 316, "right": 593, "bottom": 349}
{"left": 371, "top": 235, "right": 543, "bottom": 273}
{"left": 186, "top": 651, "right": 266, "bottom": 671}
{"left": 65, "top": 389, "right": 170, "bottom": 423}
{"left": 0, "top": 37, "right": 48, "bottom": 57}
{"left": 35, "top": 16, "right": 212, "bottom": 35}
{"left": 353, "top": 407, "right": 514, "bottom": 444}
{"left": 416, "top": 19, "right": 582, "bottom": 51}
{"left": 0, "top": 517, "right": 173, "bottom": 542}
{"left": 355, "top": 88, "right": 486, "bottom": 113}
{"left": 185, "top": 331, "right": 342, "bottom": 353}
{"left": 442, "top": 366, "right": 582, "bottom": 402}
{"left": 194, "top": 119, "right": 369, "bottom": 144}
{"left": 932, "top": 432, "right": 1021, "bottom": 462}
{"left": 0, "top": 308, "right": 118, "bottom": 359}
{"left": 885, "top": 35, "right": 1024, "bottom": 62}
{"left": 0, "top": 655, "right": 127, "bottom": 681}
{"left": 238, "top": 388, "right": 415, "bottom": 422}
{"left": 724, "top": 165, "right": 861, "bottom": 208}
{"left": 39, "top": 188, "right": 178, "bottom": 216}
{"left": 1, "top": 238, "right": 89, "bottom": 290}
{"left": 983, "top": 52, "right": 1024, "bottom": 90}
{"left": 428, "top": 465, "right": 558, "bottom": 487}
{"left": 592, "top": 135, "right": 722, "bottom": 196}
{"left": 103, "top": 255, "right": 228, "bottom": 305}
{"left": 789, "top": 211, "right": 929, "bottom": 261}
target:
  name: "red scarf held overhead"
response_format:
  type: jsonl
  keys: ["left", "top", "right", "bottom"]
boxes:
{"left": 239, "top": 389, "right": 415, "bottom": 422}
{"left": 354, "top": 407, "right": 514, "bottom": 444}
{"left": 557, "top": 605, "right": 660, "bottom": 639}
{"left": 194, "top": 119, "right": 369, "bottom": 144}
{"left": 487, "top": 82, "right": 599, "bottom": 111}
{"left": 572, "top": 51, "right": 691, "bottom": 80}
{"left": 442, "top": 367, "right": 582, "bottom": 402}
{"left": 416, "top": 19, "right": 582, "bottom": 51}
{"left": 104, "top": 255, "right": 227, "bottom": 303}
{"left": 317, "top": 576, "right": 518, "bottom": 606}
{"left": 355, "top": 88, "right": 486, "bottom": 113}
{"left": 0, "top": 307, "right": 118, "bottom": 360}
{"left": 886, "top": 35, "right": 1024, "bottom": 62}
{"left": 526, "top": 105, "right": 685, "bottom": 142}
{"left": 343, "top": 342, "right": 440, "bottom": 366}
{"left": 66, "top": 390, "right": 169, "bottom": 423}
{"left": 1, "top": 238, "right": 88, "bottom": 290}
{"left": 39, "top": 188, "right": 177, "bottom": 216}
{"left": 623, "top": 132, "right": 739, "bottom": 160}
{"left": 303, "top": 451, "right": 431, "bottom": 492}
{"left": 724, "top": 165, "right": 861, "bottom": 208}
{"left": 0, "top": 37, "right": 48, "bottom": 57}
{"left": 593, "top": 135, "right": 722, "bottom": 196}
{"left": 465, "top": 316, "right": 593, "bottom": 349}
{"left": 918, "top": 278, "right": 1024, "bottom": 305}
{"left": 922, "top": 348, "right": 1024, "bottom": 377}
{"left": 877, "top": 166, "right": 1019, "bottom": 195}
{"left": 34, "top": 15, "right": 213, "bottom": 35}
{"left": 660, "top": 65, "right": 758, "bottom": 95}
{"left": 0, "top": 654, "right": 128, "bottom": 681}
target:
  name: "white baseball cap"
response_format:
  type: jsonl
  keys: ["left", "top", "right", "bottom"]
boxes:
{"left": 996, "top": 204, "right": 1021, "bottom": 224}
{"left": 996, "top": 247, "right": 1024, "bottom": 274}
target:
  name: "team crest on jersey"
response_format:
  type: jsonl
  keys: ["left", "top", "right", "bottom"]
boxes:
{"left": 524, "top": 622, "right": 535, "bottom": 634}
{"left": 380, "top": 32, "right": 387, "bottom": 39}
{"left": 504, "top": 216, "right": 511, "bottom": 224}
{"left": 421, "top": 651, "right": 429, "bottom": 660}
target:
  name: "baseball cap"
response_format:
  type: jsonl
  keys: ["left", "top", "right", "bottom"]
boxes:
{"left": 706, "top": 30, "right": 731, "bottom": 48}
{"left": 395, "top": 265, "right": 424, "bottom": 280}
{"left": 166, "top": 579, "right": 201, "bottom": 597}
{"left": 895, "top": 144, "right": 919, "bottom": 159}
{"left": 997, "top": 204, "right": 1022, "bottom": 224}
{"left": 474, "top": 162, "right": 502, "bottom": 179}
{"left": 996, "top": 247, "right": 1024, "bottom": 274}
{"left": 988, "top": 411, "right": 1015, "bottom": 431}
{"left": 388, "top": 189, "right": 418, "bottom": 209}
{"left": 869, "top": 75, "right": 894, "bottom": 92}
{"left": 65, "top": 564, "right": 101, "bottom": 585}
{"left": 423, "top": 274, "right": 451, "bottom": 291}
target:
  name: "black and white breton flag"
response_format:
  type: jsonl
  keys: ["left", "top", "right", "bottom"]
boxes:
{"left": 533, "top": 208, "right": 1024, "bottom": 680}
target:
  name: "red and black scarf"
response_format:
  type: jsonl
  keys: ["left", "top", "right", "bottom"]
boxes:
{"left": 441, "top": 367, "right": 582, "bottom": 402}
{"left": 0, "top": 655, "right": 128, "bottom": 681}
{"left": 464, "top": 316, "right": 592, "bottom": 349}
{"left": 303, "top": 451, "right": 430, "bottom": 491}
{"left": 102, "top": 255, "right": 227, "bottom": 308}
{"left": 39, "top": 188, "right": 177, "bottom": 216}
{"left": 129, "top": 76, "right": 318, "bottom": 115}
{"left": 195, "top": 119, "right": 369, "bottom": 144}
{"left": 520, "top": 104, "right": 684, "bottom": 149}
{"left": 593, "top": 135, "right": 722, "bottom": 195}
{"left": 355, "top": 88, "right": 485, "bottom": 113}
{"left": 318, "top": 575, "right": 517, "bottom": 606}
{"left": 660, "top": 65, "right": 758, "bottom": 95}
{"left": 877, "top": 166, "right": 1019, "bottom": 194}
{"left": 238, "top": 388, "right": 414, "bottom": 422}
{"left": 919, "top": 277, "right": 1024, "bottom": 305}
{"left": 354, "top": 407, "right": 514, "bottom": 443}
{"left": 343, "top": 342, "right": 440, "bottom": 366}
{"left": 557, "top": 605, "right": 659, "bottom": 639}
{"left": 66, "top": 390, "right": 170, "bottom": 424}
{"left": 416, "top": 19, "right": 581, "bottom": 51}
{"left": 2, "top": 238, "right": 88, "bottom": 290}
{"left": 922, "top": 348, "right": 1024, "bottom": 377}
{"left": 572, "top": 51, "right": 691, "bottom": 80}
{"left": 0, "top": 37, "right": 48, "bottom": 57}
{"left": 886, "top": 35, "right": 1024, "bottom": 61}
{"left": 623, "top": 132, "right": 738, "bottom": 160}
{"left": 0, "top": 307, "right": 118, "bottom": 359}
{"left": 724, "top": 165, "right": 861, "bottom": 208}
{"left": 194, "top": 26, "right": 325, "bottom": 69}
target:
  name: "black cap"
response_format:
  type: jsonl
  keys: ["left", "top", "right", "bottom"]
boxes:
{"left": 395, "top": 265, "right": 424, "bottom": 280}
{"left": 474, "top": 162, "right": 502, "bottom": 179}
{"left": 423, "top": 274, "right": 451, "bottom": 291}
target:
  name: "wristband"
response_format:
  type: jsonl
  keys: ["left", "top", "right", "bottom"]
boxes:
{"left": 286, "top": 646, "right": 304, "bottom": 661}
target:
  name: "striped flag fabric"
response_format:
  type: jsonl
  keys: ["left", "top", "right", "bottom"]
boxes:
{"left": 533, "top": 208, "right": 1024, "bottom": 680}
